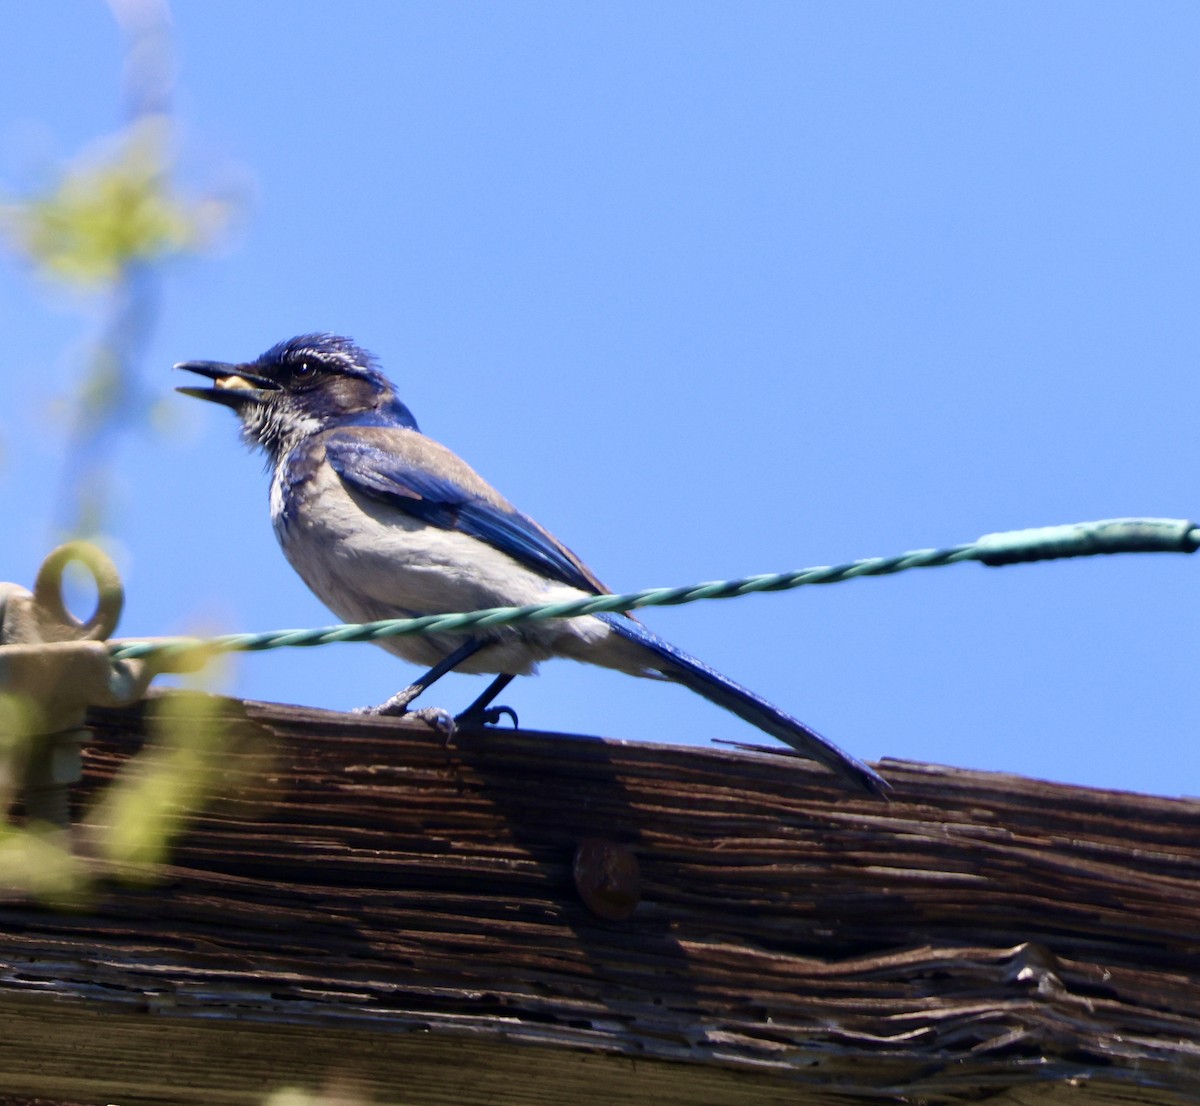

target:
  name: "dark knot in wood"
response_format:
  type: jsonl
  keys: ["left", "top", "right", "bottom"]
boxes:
{"left": 573, "top": 838, "right": 640, "bottom": 921}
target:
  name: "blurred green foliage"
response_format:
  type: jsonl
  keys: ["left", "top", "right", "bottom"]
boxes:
{"left": 92, "top": 690, "right": 253, "bottom": 872}
{"left": 0, "top": 0, "right": 242, "bottom": 539}
{"left": 0, "top": 119, "right": 221, "bottom": 288}
{"left": 0, "top": 112, "right": 238, "bottom": 538}
{"left": 0, "top": 687, "right": 273, "bottom": 905}
{"left": 265, "top": 1084, "right": 374, "bottom": 1106}
{"left": 0, "top": 0, "right": 255, "bottom": 887}
{"left": 0, "top": 821, "right": 89, "bottom": 910}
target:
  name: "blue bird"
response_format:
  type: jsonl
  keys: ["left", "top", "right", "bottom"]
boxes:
{"left": 177, "top": 334, "right": 888, "bottom": 797}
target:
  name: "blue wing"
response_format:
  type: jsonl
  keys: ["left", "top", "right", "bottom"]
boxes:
{"left": 322, "top": 429, "right": 886, "bottom": 797}
{"left": 324, "top": 429, "right": 607, "bottom": 595}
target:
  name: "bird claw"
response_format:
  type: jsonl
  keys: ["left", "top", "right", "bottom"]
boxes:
{"left": 356, "top": 688, "right": 517, "bottom": 741}
{"left": 362, "top": 685, "right": 422, "bottom": 717}
{"left": 455, "top": 704, "right": 519, "bottom": 729}
{"left": 407, "top": 706, "right": 457, "bottom": 740}
{"left": 355, "top": 697, "right": 457, "bottom": 742}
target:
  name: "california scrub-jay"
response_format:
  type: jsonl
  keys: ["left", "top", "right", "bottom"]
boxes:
{"left": 177, "top": 334, "right": 887, "bottom": 797}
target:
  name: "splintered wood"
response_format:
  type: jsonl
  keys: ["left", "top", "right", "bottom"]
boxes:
{"left": 0, "top": 696, "right": 1196, "bottom": 1105}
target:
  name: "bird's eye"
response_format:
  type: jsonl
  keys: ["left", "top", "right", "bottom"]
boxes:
{"left": 290, "top": 360, "right": 317, "bottom": 384}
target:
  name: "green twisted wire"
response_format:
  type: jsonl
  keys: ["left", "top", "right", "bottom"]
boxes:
{"left": 109, "top": 517, "right": 1199, "bottom": 662}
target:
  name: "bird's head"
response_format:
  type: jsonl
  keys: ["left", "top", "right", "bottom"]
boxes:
{"left": 176, "top": 333, "right": 418, "bottom": 458}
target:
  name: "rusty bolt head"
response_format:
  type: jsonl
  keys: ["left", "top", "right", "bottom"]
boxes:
{"left": 573, "top": 838, "right": 640, "bottom": 921}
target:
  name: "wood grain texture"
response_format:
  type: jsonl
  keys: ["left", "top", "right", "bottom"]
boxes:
{"left": 0, "top": 695, "right": 1196, "bottom": 1105}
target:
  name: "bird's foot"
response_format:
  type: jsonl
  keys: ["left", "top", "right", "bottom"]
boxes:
{"left": 358, "top": 684, "right": 423, "bottom": 717}
{"left": 354, "top": 686, "right": 456, "bottom": 740}
{"left": 355, "top": 686, "right": 517, "bottom": 743}
{"left": 407, "top": 706, "right": 457, "bottom": 741}
{"left": 455, "top": 703, "right": 519, "bottom": 729}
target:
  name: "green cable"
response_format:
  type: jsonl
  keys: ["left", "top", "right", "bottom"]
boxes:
{"left": 109, "top": 517, "right": 1199, "bottom": 662}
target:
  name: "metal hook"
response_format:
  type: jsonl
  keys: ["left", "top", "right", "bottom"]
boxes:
{"left": 31, "top": 542, "right": 124, "bottom": 643}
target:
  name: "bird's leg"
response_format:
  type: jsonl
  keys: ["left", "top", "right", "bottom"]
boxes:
{"left": 455, "top": 673, "right": 519, "bottom": 728}
{"left": 365, "top": 637, "right": 488, "bottom": 718}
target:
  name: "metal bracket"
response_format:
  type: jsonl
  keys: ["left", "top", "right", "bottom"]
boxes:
{"left": 0, "top": 542, "right": 203, "bottom": 827}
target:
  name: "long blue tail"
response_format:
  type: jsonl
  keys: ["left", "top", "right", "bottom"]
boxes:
{"left": 598, "top": 613, "right": 889, "bottom": 798}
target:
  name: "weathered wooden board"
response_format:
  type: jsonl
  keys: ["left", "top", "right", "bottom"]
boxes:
{"left": 0, "top": 696, "right": 1194, "bottom": 1105}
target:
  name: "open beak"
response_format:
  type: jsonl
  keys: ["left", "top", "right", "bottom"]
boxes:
{"left": 175, "top": 361, "right": 280, "bottom": 409}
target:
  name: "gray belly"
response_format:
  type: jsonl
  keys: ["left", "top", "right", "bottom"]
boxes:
{"left": 270, "top": 464, "right": 606, "bottom": 675}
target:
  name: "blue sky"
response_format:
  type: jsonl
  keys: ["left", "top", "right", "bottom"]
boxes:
{"left": 2, "top": 3, "right": 1197, "bottom": 797}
